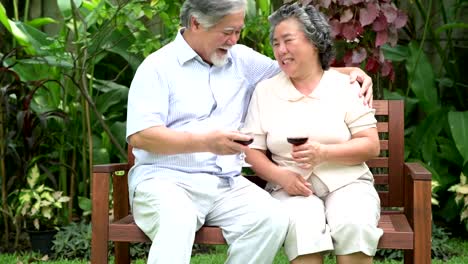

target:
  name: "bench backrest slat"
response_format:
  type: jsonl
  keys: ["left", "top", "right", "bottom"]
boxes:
{"left": 370, "top": 100, "right": 405, "bottom": 207}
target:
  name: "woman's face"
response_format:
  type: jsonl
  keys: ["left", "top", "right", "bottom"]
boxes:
{"left": 272, "top": 18, "right": 319, "bottom": 79}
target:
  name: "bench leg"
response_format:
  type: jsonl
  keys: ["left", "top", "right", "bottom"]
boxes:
{"left": 90, "top": 233, "right": 108, "bottom": 264}
{"left": 403, "top": 234, "right": 431, "bottom": 264}
{"left": 91, "top": 172, "right": 111, "bottom": 264}
{"left": 115, "top": 242, "right": 130, "bottom": 264}
{"left": 404, "top": 180, "right": 432, "bottom": 264}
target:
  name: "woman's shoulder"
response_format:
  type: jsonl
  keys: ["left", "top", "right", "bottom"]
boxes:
{"left": 256, "top": 71, "right": 288, "bottom": 90}
{"left": 325, "top": 68, "right": 352, "bottom": 83}
{"left": 324, "top": 69, "right": 360, "bottom": 90}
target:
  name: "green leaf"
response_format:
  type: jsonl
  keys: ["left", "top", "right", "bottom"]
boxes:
{"left": 57, "top": 0, "right": 83, "bottom": 19}
{"left": 435, "top": 23, "right": 468, "bottom": 35}
{"left": 246, "top": 0, "right": 257, "bottom": 19}
{"left": 42, "top": 207, "right": 52, "bottom": 219}
{"left": 0, "top": 3, "right": 12, "bottom": 32}
{"left": 26, "top": 17, "right": 57, "bottom": 28}
{"left": 27, "top": 165, "right": 41, "bottom": 188}
{"left": 448, "top": 111, "right": 468, "bottom": 166}
{"left": 438, "top": 136, "right": 464, "bottom": 166}
{"left": 258, "top": 0, "right": 271, "bottom": 15}
{"left": 0, "top": 16, "right": 34, "bottom": 53}
{"left": 78, "top": 197, "right": 92, "bottom": 212}
{"left": 103, "top": 30, "right": 143, "bottom": 71}
{"left": 407, "top": 109, "right": 447, "bottom": 167}
{"left": 381, "top": 44, "right": 409, "bottom": 62}
{"left": 406, "top": 41, "right": 439, "bottom": 113}
{"left": 13, "top": 21, "right": 54, "bottom": 55}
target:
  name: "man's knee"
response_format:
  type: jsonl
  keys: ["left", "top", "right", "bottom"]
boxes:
{"left": 256, "top": 200, "right": 289, "bottom": 235}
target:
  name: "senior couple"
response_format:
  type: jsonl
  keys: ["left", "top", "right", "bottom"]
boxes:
{"left": 126, "top": 0, "right": 382, "bottom": 263}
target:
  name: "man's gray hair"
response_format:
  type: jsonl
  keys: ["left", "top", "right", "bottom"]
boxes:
{"left": 269, "top": 3, "right": 333, "bottom": 70}
{"left": 180, "top": 0, "right": 247, "bottom": 29}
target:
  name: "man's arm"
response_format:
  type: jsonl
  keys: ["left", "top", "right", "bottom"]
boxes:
{"left": 332, "top": 67, "right": 373, "bottom": 107}
{"left": 128, "top": 126, "right": 253, "bottom": 155}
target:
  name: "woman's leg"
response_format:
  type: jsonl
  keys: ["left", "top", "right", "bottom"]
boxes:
{"left": 291, "top": 253, "right": 323, "bottom": 264}
{"left": 271, "top": 189, "right": 333, "bottom": 263}
{"left": 325, "top": 174, "right": 383, "bottom": 263}
{"left": 336, "top": 252, "right": 372, "bottom": 264}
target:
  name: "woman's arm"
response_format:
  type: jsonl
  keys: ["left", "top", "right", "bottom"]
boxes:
{"left": 245, "top": 148, "right": 312, "bottom": 196}
{"left": 291, "top": 127, "right": 380, "bottom": 169}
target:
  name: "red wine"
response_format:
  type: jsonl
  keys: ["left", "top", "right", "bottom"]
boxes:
{"left": 234, "top": 138, "right": 253, "bottom": 146}
{"left": 287, "top": 137, "right": 308, "bottom": 146}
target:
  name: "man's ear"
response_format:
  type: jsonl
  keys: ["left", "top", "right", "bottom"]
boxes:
{"left": 190, "top": 16, "right": 201, "bottom": 30}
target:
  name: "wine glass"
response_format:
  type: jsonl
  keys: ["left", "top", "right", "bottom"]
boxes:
{"left": 237, "top": 124, "right": 254, "bottom": 167}
{"left": 286, "top": 136, "right": 308, "bottom": 146}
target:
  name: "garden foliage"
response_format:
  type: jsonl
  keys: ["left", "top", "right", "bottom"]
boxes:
{"left": 0, "top": 0, "right": 467, "bottom": 256}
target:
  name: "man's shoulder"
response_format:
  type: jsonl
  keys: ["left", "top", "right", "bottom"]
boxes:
{"left": 137, "top": 41, "right": 178, "bottom": 72}
{"left": 228, "top": 44, "right": 265, "bottom": 61}
{"left": 145, "top": 41, "right": 177, "bottom": 62}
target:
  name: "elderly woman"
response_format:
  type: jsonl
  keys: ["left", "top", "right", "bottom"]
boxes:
{"left": 243, "top": 3, "right": 383, "bottom": 264}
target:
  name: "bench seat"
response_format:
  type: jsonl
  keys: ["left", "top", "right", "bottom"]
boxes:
{"left": 108, "top": 213, "right": 414, "bottom": 249}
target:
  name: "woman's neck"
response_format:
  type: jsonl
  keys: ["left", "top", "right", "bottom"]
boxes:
{"left": 290, "top": 67, "right": 325, "bottom": 95}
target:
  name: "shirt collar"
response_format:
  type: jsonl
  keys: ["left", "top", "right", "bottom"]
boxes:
{"left": 274, "top": 71, "right": 326, "bottom": 101}
{"left": 175, "top": 28, "right": 233, "bottom": 66}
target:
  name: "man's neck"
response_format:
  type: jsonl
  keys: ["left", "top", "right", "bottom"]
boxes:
{"left": 182, "top": 29, "right": 209, "bottom": 63}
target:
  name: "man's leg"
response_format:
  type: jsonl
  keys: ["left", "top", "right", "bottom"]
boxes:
{"left": 207, "top": 176, "right": 289, "bottom": 264}
{"left": 132, "top": 178, "right": 199, "bottom": 264}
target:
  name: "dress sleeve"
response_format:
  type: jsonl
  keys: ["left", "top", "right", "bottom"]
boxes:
{"left": 344, "top": 82, "right": 377, "bottom": 135}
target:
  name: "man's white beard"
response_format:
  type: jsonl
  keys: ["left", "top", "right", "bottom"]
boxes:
{"left": 210, "top": 52, "right": 229, "bottom": 67}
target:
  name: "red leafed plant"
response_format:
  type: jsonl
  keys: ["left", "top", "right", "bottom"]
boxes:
{"left": 304, "top": 0, "right": 407, "bottom": 81}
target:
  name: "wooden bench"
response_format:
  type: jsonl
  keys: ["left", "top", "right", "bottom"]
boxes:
{"left": 91, "top": 100, "right": 432, "bottom": 264}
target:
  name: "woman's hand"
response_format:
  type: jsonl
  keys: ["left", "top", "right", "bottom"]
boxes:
{"left": 349, "top": 67, "right": 373, "bottom": 107}
{"left": 277, "top": 169, "right": 313, "bottom": 197}
{"left": 291, "top": 141, "right": 327, "bottom": 169}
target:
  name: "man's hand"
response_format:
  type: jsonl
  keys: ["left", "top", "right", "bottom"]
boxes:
{"left": 349, "top": 68, "right": 373, "bottom": 107}
{"left": 205, "top": 130, "right": 251, "bottom": 155}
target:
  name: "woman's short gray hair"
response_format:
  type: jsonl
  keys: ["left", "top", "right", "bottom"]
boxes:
{"left": 180, "top": 0, "right": 247, "bottom": 29}
{"left": 269, "top": 3, "right": 333, "bottom": 70}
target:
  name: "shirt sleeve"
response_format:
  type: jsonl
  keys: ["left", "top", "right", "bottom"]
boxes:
{"left": 344, "top": 82, "right": 377, "bottom": 134}
{"left": 234, "top": 45, "right": 280, "bottom": 88}
{"left": 126, "top": 58, "right": 168, "bottom": 142}
{"left": 243, "top": 86, "right": 268, "bottom": 150}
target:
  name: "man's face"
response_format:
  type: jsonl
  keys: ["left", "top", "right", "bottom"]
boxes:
{"left": 196, "top": 11, "right": 245, "bottom": 66}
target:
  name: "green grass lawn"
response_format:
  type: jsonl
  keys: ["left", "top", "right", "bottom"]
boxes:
{"left": 1, "top": 238, "right": 467, "bottom": 263}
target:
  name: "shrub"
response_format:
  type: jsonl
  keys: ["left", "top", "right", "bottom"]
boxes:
{"left": 52, "top": 220, "right": 91, "bottom": 259}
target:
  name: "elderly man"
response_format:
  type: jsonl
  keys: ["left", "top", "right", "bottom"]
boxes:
{"left": 126, "top": 0, "right": 373, "bottom": 263}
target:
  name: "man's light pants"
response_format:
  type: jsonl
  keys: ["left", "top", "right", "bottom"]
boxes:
{"left": 132, "top": 174, "right": 289, "bottom": 264}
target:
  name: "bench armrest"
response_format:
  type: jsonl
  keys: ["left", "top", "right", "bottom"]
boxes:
{"left": 404, "top": 162, "right": 432, "bottom": 181}
{"left": 93, "top": 163, "right": 129, "bottom": 173}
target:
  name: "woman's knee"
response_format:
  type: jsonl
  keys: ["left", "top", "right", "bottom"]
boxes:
{"left": 330, "top": 222, "right": 382, "bottom": 256}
